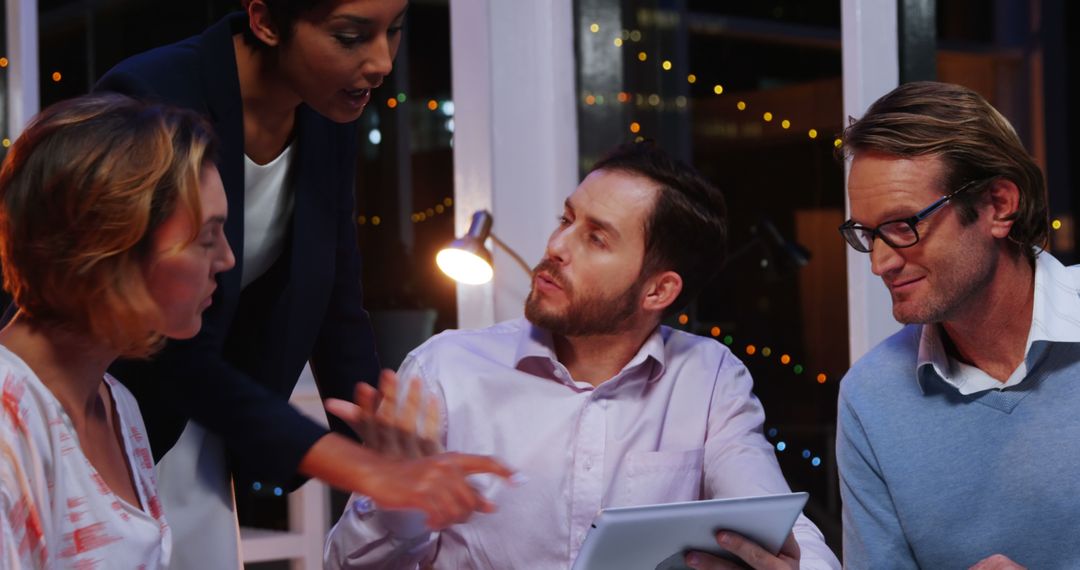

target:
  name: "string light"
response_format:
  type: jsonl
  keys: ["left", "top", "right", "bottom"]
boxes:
{"left": 1, "top": 138, "right": 10, "bottom": 148}
{"left": 834, "top": 138, "right": 843, "bottom": 148}
{"left": 629, "top": 121, "right": 641, "bottom": 133}
{"left": 386, "top": 98, "right": 398, "bottom": 109}
{"left": 766, "top": 427, "right": 825, "bottom": 470}
{"left": 577, "top": 43, "right": 833, "bottom": 141}
{"left": 360, "top": 197, "right": 454, "bottom": 227}
{"left": 427, "top": 99, "right": 438, "bottom": 111}
{"left": 51, "top": 71, "right": 62, "bottom": 82}
{"left": 693, "top": 327, "right": 830, "bottom": 385}
{"left": 678, "top": 314, "right": 689, "bottom": 325}
{"left": 1051, "top": 219, "right": 1062, "bottom": 230}
{"left": 0, "top": 57, "right": 8, "bottom": 68}
{"left": 589, "top": 23, "right": 600, "bottom": 33}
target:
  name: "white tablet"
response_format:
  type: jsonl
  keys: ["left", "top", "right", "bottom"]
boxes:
{"left": 571, "top": 492, "right": 809, "bottom": 570}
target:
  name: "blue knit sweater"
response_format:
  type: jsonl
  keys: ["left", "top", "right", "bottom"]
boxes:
{"left": 837, "top": 253, "right": 1080, "bottom": 569}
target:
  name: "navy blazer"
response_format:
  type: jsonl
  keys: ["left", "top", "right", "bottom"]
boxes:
{"left": 96, "top": 13, "right": 380, "bottom": 488}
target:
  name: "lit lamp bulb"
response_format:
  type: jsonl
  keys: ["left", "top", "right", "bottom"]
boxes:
{"left": 437, "top": 210, "right": 495, "bottom": 284}
{"left": 436, "top": 248, "right": 493, "bottom": 284}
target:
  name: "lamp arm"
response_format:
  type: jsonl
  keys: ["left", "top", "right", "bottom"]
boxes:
{"left": 489, "top": 233, "right": 533, "bottom": 276}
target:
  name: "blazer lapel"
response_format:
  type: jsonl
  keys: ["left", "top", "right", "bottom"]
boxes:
{"left": 198, "top": 13, "right": 247, "bottom": 317}
{"left": 280, "top": 106, "right": 338, "bottom": 359}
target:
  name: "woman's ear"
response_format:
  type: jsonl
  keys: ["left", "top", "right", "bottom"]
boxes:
{"left": 246, "top": 0, "right": 281, "bottom": 48}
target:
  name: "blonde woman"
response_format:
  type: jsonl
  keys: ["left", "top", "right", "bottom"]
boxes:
{"left": 0, "top": 93, "right": 234, "bottom": 568}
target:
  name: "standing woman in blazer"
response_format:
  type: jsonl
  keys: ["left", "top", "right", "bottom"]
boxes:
{"left": 96, "top": 1, "right": 510, "bottom": 567}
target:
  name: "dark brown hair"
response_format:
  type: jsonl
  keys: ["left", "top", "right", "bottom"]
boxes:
{"left": 590, "top": 141, "right": 728, "bottom": 317}
{"left": 841, "top": 81, "right": 1048, "bottom": 258}
{"left": 0, "top": 93, "right": 217, "bottom": 357}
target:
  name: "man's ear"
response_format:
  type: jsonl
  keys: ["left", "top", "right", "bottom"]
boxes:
{"left": 985, "top": 178, "right": 1021, "bottom": 239}
{"left": 642, "top": 270, "right": 683, "bottom": 313}
{"left": 246, "top": 0, "right": 281, "bottom": 48}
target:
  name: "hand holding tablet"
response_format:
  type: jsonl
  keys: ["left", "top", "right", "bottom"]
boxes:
{"left": 571, "top": 492, "right": 809, "bottom": 570}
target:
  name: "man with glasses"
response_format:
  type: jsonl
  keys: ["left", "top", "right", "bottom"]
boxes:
{"left": 835, "top": 81, "right": 1080, "bottom": 569}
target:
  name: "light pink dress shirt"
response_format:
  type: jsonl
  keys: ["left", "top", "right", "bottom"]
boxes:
{"left": 325, "top": 319, "right": 838, "bottom": 569}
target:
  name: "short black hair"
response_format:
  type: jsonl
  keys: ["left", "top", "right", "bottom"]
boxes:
{"left": 590, "top": 141, "right": 728, "bottom": 317}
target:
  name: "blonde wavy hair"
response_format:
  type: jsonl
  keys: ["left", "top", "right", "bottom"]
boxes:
{"left": 0, "top": 93, "right": 217, "bottom": 357}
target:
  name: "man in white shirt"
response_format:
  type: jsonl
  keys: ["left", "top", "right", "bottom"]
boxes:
{"left": 325, "top": 142, "right": 840, "bottom": 569}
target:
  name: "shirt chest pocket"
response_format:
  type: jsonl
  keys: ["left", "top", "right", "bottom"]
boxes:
{"left": 614, "top": 448, "right": 705, "bottom": 506}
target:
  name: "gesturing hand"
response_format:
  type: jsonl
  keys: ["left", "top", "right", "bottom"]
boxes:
{"left": 685, "top": 531, "right": 800, "bottom": 570}
{"left": 325, "top": 369, "right": 443, "bottom": 459}
{"left": 362, "top": 451, "right": 515, "bottom": 529}
{"left": 323, "top": 370, "right": 520, "bottom": 529}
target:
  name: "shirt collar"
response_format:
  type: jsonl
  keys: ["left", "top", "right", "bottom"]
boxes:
{"left": 513, "top": 321, "right": 668, "bottom": 387}
{"left": 916, "top": 251, "right": 1080, "bottom": 392}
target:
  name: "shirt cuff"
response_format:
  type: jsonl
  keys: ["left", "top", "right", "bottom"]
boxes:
{"left": 352, "top": 497, "right": 432, "bottom": 540}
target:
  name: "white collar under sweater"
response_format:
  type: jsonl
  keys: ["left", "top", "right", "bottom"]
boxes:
{"left": 917, "top": 251, "right": 1080, "bottom": 395}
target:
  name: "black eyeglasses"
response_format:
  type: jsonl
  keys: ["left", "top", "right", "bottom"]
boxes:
{"left": 839, "top": 179, "right": 984, "bottom": 253}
